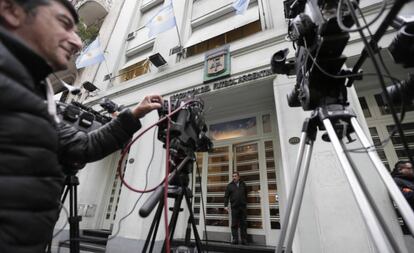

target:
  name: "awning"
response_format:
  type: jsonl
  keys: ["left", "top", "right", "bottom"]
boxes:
{"left": 185, "top": 5, "right": 259, "bottom": 48}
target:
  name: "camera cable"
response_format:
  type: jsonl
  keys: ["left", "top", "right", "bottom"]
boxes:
{"left": 345, "top": 4, "right": 408, "bottom": 154}
{"left": 337, "top": 0, "right": 388, "bottom": 32}
{"left": 116, "top": 99, "right": 203, "bottom": 193}
{"left": 342, "top": 0, "right": 413, "bottom": 164}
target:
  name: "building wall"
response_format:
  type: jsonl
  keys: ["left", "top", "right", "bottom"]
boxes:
{"left": 55, "top": 0, "right": 414, "bottom": 252}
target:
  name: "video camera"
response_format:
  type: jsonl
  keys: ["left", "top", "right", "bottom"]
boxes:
{"left": 157, "top": 96, "right": 213, "bottom": 158}
{"left": 271, "top": 0, "right": 357, "bottom": 111}
{"left": 384, "top": 16, "right": 414, "bottom": 106}
{"left": 57, "top": 101, "right": 112, "bottom": 133}
{"left": 99, "top": 98, "right": 125, "bottom": 114}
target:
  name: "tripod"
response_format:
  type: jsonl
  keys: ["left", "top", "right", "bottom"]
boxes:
{"left": 140, "top": 156, "right": 203, "bottom": 253}
{"left": 60, "top": 171, "right": 82, "bottom": 253}
{"left": 45, "top": 171, "right": 82, "bottom": 253}
{"left": 275, "top": 104, "right": 414, "bottom": 253}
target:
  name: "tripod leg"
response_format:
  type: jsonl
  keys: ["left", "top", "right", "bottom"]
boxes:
{"left": 149, "top": 215, "right": 161, "bottom": 253}
{"left": 285, "top": 141, "right": 314, "bottom": 253}
{"left": 276, "top": 129, "right": 310, "bottom": 253}
{"left": 69, "top": 184, "right": 80, "bottom": 253}
{"left": 46, "top": 186, "right": 69, "bottom": 253}
{"left": 61, "top": 185, "right": 69, "bottom": 203}
{"left": 323, "top": 118, "right": 394, "bottom": 253}
{"left": 168, "top": 191, "right": 185, "bottom": 242}
{"left": 351, "top": 117, "right": 414, "bottom": 235}
{"left": 143, "top": 199, "right": 164, "bottom": 253}
{"left": 183, "top": 188, "right": 203, "bottom": 253}
{"left": 340, "top": 136, "right": 404, "bottom": 253}
{"left": 161, "top": 190, "right": 185, "bottom": 253}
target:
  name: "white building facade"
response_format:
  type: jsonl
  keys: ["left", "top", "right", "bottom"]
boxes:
{"left": 54, "top": 0, "right": 414, "bottom": 252}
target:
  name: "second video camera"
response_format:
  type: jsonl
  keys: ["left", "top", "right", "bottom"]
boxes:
{"left": 157, "top": 97, "right": 212, "bottom": 157}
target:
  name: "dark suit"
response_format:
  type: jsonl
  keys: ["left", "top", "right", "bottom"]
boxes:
{"left": 224, "top": 180, "right": 248, "bottom": 242}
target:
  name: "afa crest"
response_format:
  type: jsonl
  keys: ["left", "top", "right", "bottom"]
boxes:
{"left": 204, "top": 45, "right": 230, "bottom": 83}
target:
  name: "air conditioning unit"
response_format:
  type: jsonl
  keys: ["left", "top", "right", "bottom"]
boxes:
{"left": 126, "top": 32, "right": 136, "bottom": 41}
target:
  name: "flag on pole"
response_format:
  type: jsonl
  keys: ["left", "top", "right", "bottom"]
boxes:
{"left": 75, "top": 38, "right": 105, "bottom": 69}
{"left": 233, "top": 0, "right": 250, "bottom": 15}
{"left": 146, "top": 1, "right": 176, "bottom": 38}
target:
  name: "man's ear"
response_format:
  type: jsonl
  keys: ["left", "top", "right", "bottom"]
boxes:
{"left": 0, "top": 0, "right": 26, "bottom": 29}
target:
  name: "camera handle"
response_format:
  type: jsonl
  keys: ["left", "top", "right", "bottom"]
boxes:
{"left": 275, "top": 104, "right": 414, "bottom": 253}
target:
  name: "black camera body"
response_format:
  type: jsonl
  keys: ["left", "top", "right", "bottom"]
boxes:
{"left": 157, "top": 97, "right": 212, "bottom": 158}
{"left": 57, "top": 101, "right": 111, "bottom": 133}
{"left": 99, "top": 98, "right": 125, "bottom": 114}
{"left": 272, "top": 0, "right": 357, "bottom": 111}
{"left": 383, "top": 16, "right": 414, "bottom": 106}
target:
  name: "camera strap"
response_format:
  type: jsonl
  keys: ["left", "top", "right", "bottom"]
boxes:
{"left": 45, "top": 78, "right": 61, "bottom": 124}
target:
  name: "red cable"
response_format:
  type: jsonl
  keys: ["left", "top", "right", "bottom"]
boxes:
{"left": 116, "top": 100, "right": 197, "bottom": 193}
{"left": 114, "top": 99, "right": 200, "bottom": 252}
{"left": 164, "top": 97, "right": 172, "bottom": 253}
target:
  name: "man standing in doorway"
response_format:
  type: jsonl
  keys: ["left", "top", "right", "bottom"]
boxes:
{"left": 224, "top": 171, "right": 248, "bottom": 245}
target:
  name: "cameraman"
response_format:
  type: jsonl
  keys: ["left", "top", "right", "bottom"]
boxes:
{"left": 0, "top": 1, "right": 162, "bottom": 252}
{"left": 392, "top": 161, "right": 414, "bottom": 210}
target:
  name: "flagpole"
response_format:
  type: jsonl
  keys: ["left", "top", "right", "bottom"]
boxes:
{"left": 170, "top": 0, "right": 182, "bottom": 47}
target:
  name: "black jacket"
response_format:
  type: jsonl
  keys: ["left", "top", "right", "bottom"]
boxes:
{"left": 393, "top": 175, "right": 414, "bottom": 210}
{"left": 0, "top": 28, "right": 141, "bottom": 253}
{"left": 224, "top": 180, "right": 248, "bottom": 209}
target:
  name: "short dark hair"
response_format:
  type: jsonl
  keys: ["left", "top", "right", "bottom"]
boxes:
{"left": 395, "top": 161, "right": 410, "bottom": 170}
{"left": 391, "top": 161, "right": 411, "bottom": 176}
{"left": 13, "top": 0, "right": 79, "bottom": 23}
{"left": 232, "top": 171, "right": 240, "bottom": 176}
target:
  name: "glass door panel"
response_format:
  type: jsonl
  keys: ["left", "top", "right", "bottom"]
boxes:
{"left": 193, "top": 153, "right": 203, "bottom": 225}
{"left": 265, "top": 140, "right": 280, "bottom": 229}
{"left": 205, "top": 146, "right": 229, "bottom": 227}
{"left": 234, "top": 142, "right": 263, "bottom": 229}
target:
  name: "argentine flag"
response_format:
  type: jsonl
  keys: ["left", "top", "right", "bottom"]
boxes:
{"left": 75, "top": 38, "right": 105, "bottom": 69}
{"left": 233, "top": 0, "right": 250, "bottom": 15}
{"left": 146, "top": 1, "right": 176, "bottom": 38}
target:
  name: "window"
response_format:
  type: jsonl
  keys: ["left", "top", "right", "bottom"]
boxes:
{"left": 118, "top": 59, "right": 150, "bottom": 82}
{"left": 185, "top": 0, "right": 262, "bottom": 57}
{"left": 359, "top": 97, "right": 372, "bottom": 118}
{"left": 187, "top": 20, "right": 262, "bottom": 57}
{"left": 262, "top": 114, "right": 272, "bottom": 133}
{"left": 374, "top": 94, "right": 414, "bottom": 115}
{"left": 209, "top": 117, "right": 257, "bottom": 141}
{"left": 386, "top": 122, "right": 414, "bottom": 161}
{"left": 369, "top": 127, "right": 390, "bottom": 170}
